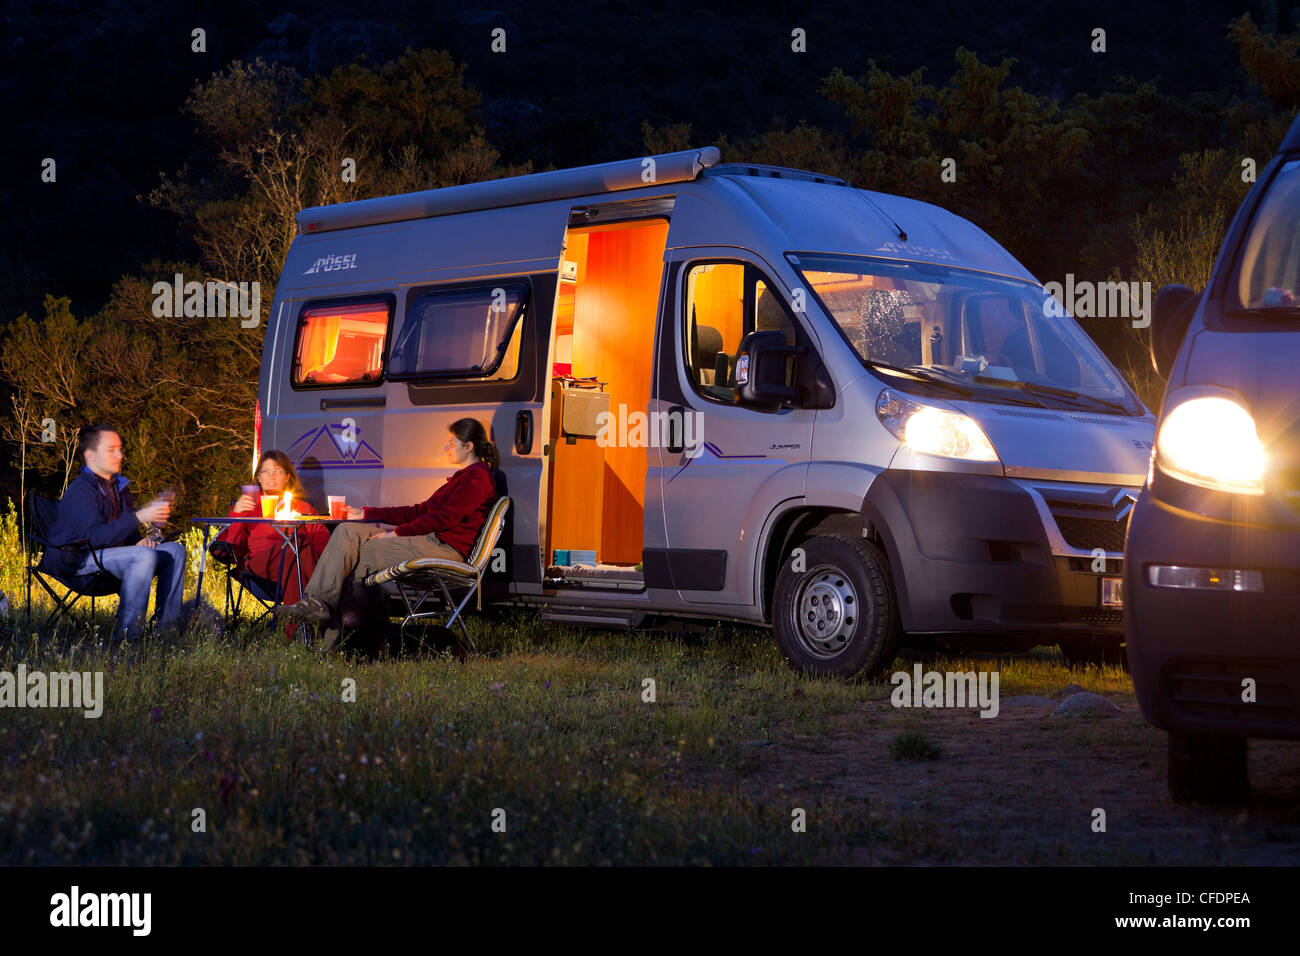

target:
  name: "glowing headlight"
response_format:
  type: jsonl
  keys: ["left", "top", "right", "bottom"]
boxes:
{"left": 1155, "top": 396, "right": 1265, "bottom": 495}
{"left": 876, "top": 388, "right": 1000, "bottom": 462}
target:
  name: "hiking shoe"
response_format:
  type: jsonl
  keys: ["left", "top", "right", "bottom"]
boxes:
{"left": 274, "top": 596, "right": 333, "bottom": 622}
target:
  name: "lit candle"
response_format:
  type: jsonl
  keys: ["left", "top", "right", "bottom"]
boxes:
{"left": 275, "top": 491, "right": 294, "bottom": 519}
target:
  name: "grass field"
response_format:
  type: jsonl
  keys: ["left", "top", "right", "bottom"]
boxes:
{"left": 3, "top": 504, "right": 1298, "bottom": 866}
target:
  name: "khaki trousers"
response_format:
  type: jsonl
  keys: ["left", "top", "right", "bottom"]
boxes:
{"left": 305, "top": 523, "right": 462, "bottom": 607}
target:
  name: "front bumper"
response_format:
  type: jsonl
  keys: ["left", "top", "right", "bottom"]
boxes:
{"left": 862, "top": 469, "right": 1135, "bottom": 641}
{"left": 1125, "top": 483, "right": 1300, "bottom": 739}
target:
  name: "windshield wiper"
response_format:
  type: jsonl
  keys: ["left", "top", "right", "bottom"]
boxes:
{"left": 870, "top": 362, "right": 1047, "bottom": 406}
{"left": 868, "top": 362, "right": 976, "bottom": 396}
{"left": 1225, "top": 306, "right": 1300, "bottom": 320}
{"left": 972, "top": 377, "right": 1131, "bottom": 414}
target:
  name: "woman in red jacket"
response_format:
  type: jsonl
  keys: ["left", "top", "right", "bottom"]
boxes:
{"left": 276, "top": 418, "right": 499, "bottom": 632}
{"left": 213, "top": 450, "right": 329, "bottom": 635}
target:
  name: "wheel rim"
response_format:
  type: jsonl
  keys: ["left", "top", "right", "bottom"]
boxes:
{"left": 789, "top": 563, "right": 862, "bottom": 661}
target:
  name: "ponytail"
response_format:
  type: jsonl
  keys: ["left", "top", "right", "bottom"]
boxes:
{"left": 449, "top": 417, "right": 499, "bottom": 470}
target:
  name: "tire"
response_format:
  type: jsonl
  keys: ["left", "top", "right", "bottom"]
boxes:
{"left": 1059, "top": 638, "right": 1127, "bottom": 670}
{"left": 1167, "top": 732, "right": 1248, "bottom": 804}
{"left": 771, "top": 534, "right": 902, "bottom": 679}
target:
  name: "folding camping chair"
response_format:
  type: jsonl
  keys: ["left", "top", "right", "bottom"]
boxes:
{"left": 364, "top": 496, "right": 511, "bottom": 652}
{"left": 207, "top": 540, "right": 282, "bottom": 626}
{"left": 23, "top": 491, "right": 123, "bottom": 629}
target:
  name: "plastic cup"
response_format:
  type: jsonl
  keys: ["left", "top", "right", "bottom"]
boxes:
{"left": 260, "top": 495, "right": 277, "bottom": 518}
{"left": 328, "top": 495, "right": 346, "bottom": 519}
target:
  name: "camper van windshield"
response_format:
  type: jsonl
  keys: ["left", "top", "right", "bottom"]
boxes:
{"left": 790, "top": 253, "right": 1138, "bottom": 412}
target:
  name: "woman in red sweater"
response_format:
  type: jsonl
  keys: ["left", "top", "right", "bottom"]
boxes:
{"left": 276, "top": 418, "right": 499, "bottom": 630}
{"left": 213, "top": 450, "right": 330, "bottom": 636}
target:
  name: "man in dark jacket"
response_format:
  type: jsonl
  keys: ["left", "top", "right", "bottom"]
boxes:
{"left": 48, "top": 425, "right": 186, "bottom": 641}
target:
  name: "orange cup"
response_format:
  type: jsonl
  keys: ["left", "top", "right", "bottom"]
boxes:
{"left": 260, "top": 495, "right": 277, "bottom": 518}
{"left": 328, "top": 495, "right": 346, "bottom": 519}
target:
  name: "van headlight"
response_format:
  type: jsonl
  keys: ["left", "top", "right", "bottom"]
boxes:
{"left": 1155, "top": 395, "right": 1266, "bottom": 495}
{"left": 876, "top": 388, "right": 1000, "bottom": 462}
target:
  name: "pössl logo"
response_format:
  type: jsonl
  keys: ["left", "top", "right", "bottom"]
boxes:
{"left": 303, "top": 253, "right": 357, "bottom": 275}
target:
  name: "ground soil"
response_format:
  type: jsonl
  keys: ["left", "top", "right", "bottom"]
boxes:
{"left": 697, "top": 690, "right": 1300, "bottom": 865}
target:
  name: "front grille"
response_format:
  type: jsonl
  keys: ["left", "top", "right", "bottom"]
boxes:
{"left": 1054, "top": 514, "right": 1129, "bottom": 553}
{"left": 1034, "top": 484, "right": 1138, "bottom": 555}
{"left": 1165, "top": 659, "right": 1298, "bottom": 725}
{"left": 1080, "top": 608, "right": 1123, "bottom": 627}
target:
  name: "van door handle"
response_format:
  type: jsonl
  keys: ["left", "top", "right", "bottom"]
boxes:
{"left": 515, "top": 410, "right": 533, "bottom": 455}
{"left": 665, "top": 405, "right": 686, "bottom": 455}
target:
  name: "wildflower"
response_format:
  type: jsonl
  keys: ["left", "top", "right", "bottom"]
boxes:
{"left": 151, "top": 707, "right": 163, "bottom": 723}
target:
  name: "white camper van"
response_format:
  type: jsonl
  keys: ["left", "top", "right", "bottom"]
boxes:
{"left": 257, "top": 147, "right": 1154, "bottom": 677}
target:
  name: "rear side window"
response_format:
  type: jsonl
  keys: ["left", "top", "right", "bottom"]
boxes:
{"left": 389, "top": 282, "right": 529, "bottom": 380}
{"left": 293, "top": 299, "right": 390, "bottom": 387}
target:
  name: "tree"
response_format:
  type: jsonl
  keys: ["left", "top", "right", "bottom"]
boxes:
{"left": 0, "top": 295, "right": 95, "bottom": 493}
{"left": 130, "top": 49, "right": 527, "bottom": 512}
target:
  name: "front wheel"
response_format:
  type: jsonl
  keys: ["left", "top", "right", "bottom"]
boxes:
{"left": 771, "top": 534, "right": 901, "bottom": 679}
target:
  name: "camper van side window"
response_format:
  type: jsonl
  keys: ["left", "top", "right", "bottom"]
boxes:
{"left": 683, "top": 262, "right": 800, "bottom": 404}
{"left": 389, "top": 282, "right": 528, "bottom": 380}
{"left": 292, "top": 299, "right": 391, "bottom": 387}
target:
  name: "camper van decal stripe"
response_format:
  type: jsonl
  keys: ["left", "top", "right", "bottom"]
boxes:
{"left": 666, "top": 440, "right": 784, "bottom": 485}
{"left": 287, "top": 424, "right": 383, "bottom": 470}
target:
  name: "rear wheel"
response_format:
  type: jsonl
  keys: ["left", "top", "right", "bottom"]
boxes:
{"left": 1167, "top": 732, "right": 1248, "bottom": 804}
{"left": 771, "top": 534, "right": 901, "bottom": 679}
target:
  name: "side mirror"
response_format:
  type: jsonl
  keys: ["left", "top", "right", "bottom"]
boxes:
{"left": 734, "top": 330, "right": 799, "bottom": 411}
{"left": 1150, "top": 284, "right": 1199, "bottom": 378}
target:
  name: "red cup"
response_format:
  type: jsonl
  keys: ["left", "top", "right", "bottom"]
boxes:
{"left": 328, "top": 495, "right": 346, "bottom": 519}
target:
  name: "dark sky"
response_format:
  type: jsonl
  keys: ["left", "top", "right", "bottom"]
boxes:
{"left": 1, "top": 0, "right": 1289, "bottom": 323}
